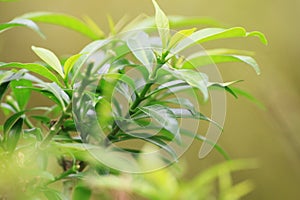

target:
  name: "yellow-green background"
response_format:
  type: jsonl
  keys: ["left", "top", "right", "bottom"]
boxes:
{"left": 1, "top": 0, "right": 299, "bottom": 199}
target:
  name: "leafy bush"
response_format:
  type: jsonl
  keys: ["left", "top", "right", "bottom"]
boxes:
{"left": 0, "top": 0, "right": 266, "bottom": 199}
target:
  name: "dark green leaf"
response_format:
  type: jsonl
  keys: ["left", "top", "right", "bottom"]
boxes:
{"left": 3, "top": 111, "right": 25, "bottom": 135}
{"left": 11, "top": 79, "right": 32, "bottom": 110}
{"left": 180, "top": 129, "right": 230, "bottom": 160}
{"left": 4, "top": 118, "right": 23, "bottom": 152}
{"left": 229, "top": 87, "right": 265, "bottom": 109}
{"left": 0, "top": 82, "right": 10, "bottom": 101}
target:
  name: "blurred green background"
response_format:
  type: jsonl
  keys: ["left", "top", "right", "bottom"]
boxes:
{"left": 1, "top": 0, "right": 299, "bottom": 199}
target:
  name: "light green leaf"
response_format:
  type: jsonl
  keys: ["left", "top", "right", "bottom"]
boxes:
{"left": 73, "top": 185, "right": 92, "bottom": 200}
{"left": 0, "top": 18, "right": 45, "bottom": 38}
{"left": 152, "top": 0, "right": 170, "bottom": 48}
{"left": 168, "top": 28, "right": 196, "bottom": 49}
{"left": 166, "top": 69, "right": 209, "bottom": 101}
{"left": 173, "top": 27, "right": 267, "bottom": 54}
{"left": 63, "top": 54, "right": 82, "bottom": 79}
{"left": 138, "top": 104, "right": 180, "bottom": 143}
{"left": 127, "top": 32, "right": 156, "bottom": 73}
{"left": 19, "top": 12, "right": 101, "bottom": 40}
{"left": 107, "top": 15, "right": 116, "bottom": 35}
{"left": 182, "top": 49, "right": 261, "bottom": 75}
{"left": 11, "top": 79, "right": 32, "bottom": 110}
{"left": 71, "top": 39, "right": 110, "bottom": 84}
{"left": 82, "top": 15, "right": 105, "bottom": 38}
{"left": 32, "top": 46, "right": 64, "bottom": 78}
{"left": 0, "top": 62, "right": 63, "bottom": 86}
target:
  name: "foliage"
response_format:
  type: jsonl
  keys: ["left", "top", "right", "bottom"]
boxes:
{"left": 0, "top": 0, "right": 266, "bottom": 199}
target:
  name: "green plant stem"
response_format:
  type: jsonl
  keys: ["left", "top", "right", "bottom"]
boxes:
{"left": 40, "top": 104, "right": 72, "bottom": 148}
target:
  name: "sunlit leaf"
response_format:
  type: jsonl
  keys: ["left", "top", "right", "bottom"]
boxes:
{"left": 63, "top": 53, "right": 82, "bottom": 79}
{"left": 168, "top": 28, "right": 196, "bottom": 49}
{"left": 166, "top": 68, "right": 209, "bottom": 101}
{"left": 19, "top": 12, "right": 101, "bottom": 40}
{"left": 172, "top": 27, "right": 267, "bottom": 54}
{"left": 127, "top": 32, "right": 156, "bottom": 73}
{"left": 0, "top": 62, "right": 63, "bottom": 86}
{"left": 32, "top": 46, "right": 64, "bottom": 78}
{"left": 4, "top": 118, "right": 23, "bottom": 152}
{"left": 152, "top": 0, "right": 170, "bottom": 48}
{"left": 0, "top": 18, "right": 45, "bottom": 38}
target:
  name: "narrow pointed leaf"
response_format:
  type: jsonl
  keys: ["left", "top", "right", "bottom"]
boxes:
{"left": 166, "top": 69, "right": 209, "bottom": 101}
{"left": 19, "top": 12, "right": 101, "bottom": 40}
{"left": 173, "top": 27, "right": 267, "bottom": 54}
{"left": 32, "top": 46, "right": 64, "bottom": 78}
{"left": 168, "top": 28, "right": 196, "bottom": 49}
{"left": 0, "top": 62, "right": 63, "bottom": 86}
{"left": 4, "top": 118, "right": 23, "bottom": 152}
{"left": 0, "top": 18, "right": 45, "bottom": 38}
{"left": 152, "top": 0, "right": 170, "bottom": 48}
{"left": 138, "top": 105, "right": 180, "bottom": 143}
{"left": 127, "top": 32, "right": 156, "bottom": 73}
{"left": 63, "top": 54, "right": 82, "bottom": 79}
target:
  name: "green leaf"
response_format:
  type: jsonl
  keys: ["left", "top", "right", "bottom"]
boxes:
{"left": 107, "top": 15, "right": 116, "bottom": 35}
{"left": 71, "top": 39, "right": 110, "bottom": 84}
{"left": 64, "top": 54, "right": 83, "bottom": 79}
{"left": 182, "top": 51, "right": 261, "bottom": 75}
{"left": 229, "top": 87, "right": 265, "bottom": 109}
{"left": 0, "top": 62, "right": 63, "bottom": 86}
{"left": 19, "top": 12, "right": 101, "bottom": 40}
{"left": 73, "top": 185, "right": 92, "bottom": 200}
{"left": 4, "top": 118, "right": 23, "bottom": 152}
{"left": 3, "top": 111, "right": 25, "bottom": 135}
{"left": 32, "top": 46, "right": 64, "bottom": 78}
{"left": 82, "top": 15, "right": 105, "bottom": 38}
{"left": 0, "top": 18, "right": 45, "bottom": 38}
{"left": 208, "top": 80, "right": 242, "bottom": 98}
{"left": 0, "top": 82, "right": 10, "bottom": 101}
{"left": 138, "top": 105, "right": 180, "bottom": 143}
{"left": 172, "top": 27, "right": 267, "bottom": 54}
{"left": 152, "top": 0, "right": 170, "bottom": 48}
{"left": 103, "top": 73, "right": 136, "bottom": 90}
{"left": 20, "top": 82, "right": 69, "bottom": 109}
{"left": 180, "top": 129, "right": 230, "bottom": 160}
{"left": 166, "top": 68, "right": 209, "bottom": 101}
{"left": 168, "top": 28, "right": 196, "bottom": 49}
{"left": 11, "top": 79, "right": 32, "bottom": 110}
{"left": 127, "top": 32, "right": 156, "bottom": 73}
